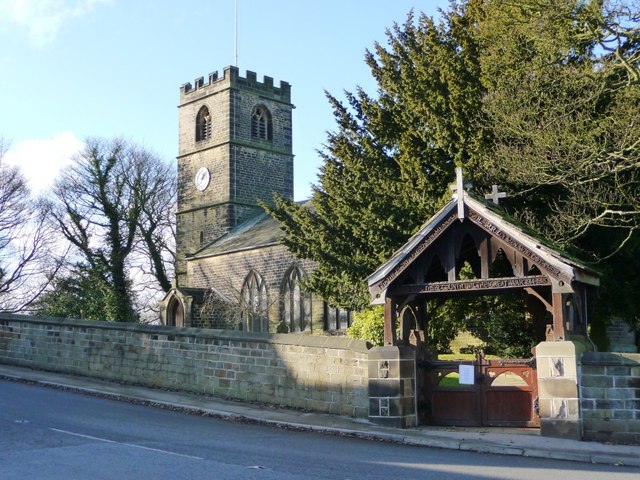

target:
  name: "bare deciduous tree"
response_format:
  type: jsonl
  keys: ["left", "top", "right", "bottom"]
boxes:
{"left": 479, "top": 0, "right": 640, "bottom": 255}
{"left": 0, "top": 140, "right": 62, "bottom": 312}
{"left": 42, "top": 137, "right": 175, "bottom": 322}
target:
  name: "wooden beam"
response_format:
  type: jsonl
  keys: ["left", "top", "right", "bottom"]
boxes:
{"left": 524, "top": 287, "right": 553, "bottom": 313}
{"left": 389, "top": 275, "right": 551, "bottom": 296}
{"left": 417, "top": 299, "right": 427, "bottom": 332}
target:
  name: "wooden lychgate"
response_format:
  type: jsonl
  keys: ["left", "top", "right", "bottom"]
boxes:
{"left": 367, "top": 169, "right": 599, "bottom": 427}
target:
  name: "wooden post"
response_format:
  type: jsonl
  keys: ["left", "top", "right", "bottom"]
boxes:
{"left": 447, "top": 240, "right": 457, "bottom": 282}
{"left": 384, "top": 297, "right": 395, "bottom": 345}
{"left": 479, "top": 236, "right": 490, "bottom": 279}
{"left": 551, "top": 292, "right": 566, "bottom": 340}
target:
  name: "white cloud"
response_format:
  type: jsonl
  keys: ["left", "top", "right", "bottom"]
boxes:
{"left": 3, "top": 132, "right": 83, "bottom": 194}
{"left": 0, "top": 0, "right": 110, "bottom": 47}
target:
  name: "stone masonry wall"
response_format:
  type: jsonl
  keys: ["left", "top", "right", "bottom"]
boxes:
{"left": 0, "top": 314, "right": 369, "bottom": 417}
{"left": 189, "top": 244, "right": 324, "bottom": 332}
{"left": 175, "top": 66, "right": 293, "bottom": 284}
{"left": 536, "top": 341, "right": 583, "bottom": 440}
{"left": 580, "top": 351, "right": 640, "bottom": 444}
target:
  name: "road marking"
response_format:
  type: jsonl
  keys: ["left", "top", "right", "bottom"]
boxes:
{"left": 49, "top": 428, "right": 204, "bottom": 460}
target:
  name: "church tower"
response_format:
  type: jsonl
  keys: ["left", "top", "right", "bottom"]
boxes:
{"left": 175, "top": 66, "right": 294, "bottom": 285}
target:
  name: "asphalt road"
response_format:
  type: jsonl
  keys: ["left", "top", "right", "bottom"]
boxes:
{"left": 1, "top": 380, "right": 639, "bottom": 480}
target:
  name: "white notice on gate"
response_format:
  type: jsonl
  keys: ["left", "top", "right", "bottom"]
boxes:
{"left": 459, "top": 364, "right": 475, "bottom": 385}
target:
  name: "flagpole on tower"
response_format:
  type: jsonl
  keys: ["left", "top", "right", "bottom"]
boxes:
{"left": 234, "top": 0, "right": 238, "bottom": 67}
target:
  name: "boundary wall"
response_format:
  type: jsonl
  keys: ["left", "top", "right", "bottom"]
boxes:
{"left": 0, "top": 314, "right": 369, "bottom": 417}
{"left": 580, "top": 351, "right": 640, "bottom": 444}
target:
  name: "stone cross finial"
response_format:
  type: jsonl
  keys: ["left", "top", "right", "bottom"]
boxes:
{"left": 485, "top": 185, "right": 507, "bottom": 205}
{"left": 450, "top": 167, "right": 470, "bottom": 220}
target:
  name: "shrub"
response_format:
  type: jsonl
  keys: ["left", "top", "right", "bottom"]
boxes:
{"left": 347, "top": 306, "right": 385, "bottom": 346}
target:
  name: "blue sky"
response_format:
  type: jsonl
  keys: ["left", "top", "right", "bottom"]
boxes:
{"left": 0, "top": 0, "right": 447, "bottom": 200}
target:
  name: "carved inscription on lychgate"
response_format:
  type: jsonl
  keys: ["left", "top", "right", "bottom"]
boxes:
{"left": 391, "top": 275, "right": 551, "bottom": 295}
{"left": 468, "top": 211, "right": 565, "bottom": 279}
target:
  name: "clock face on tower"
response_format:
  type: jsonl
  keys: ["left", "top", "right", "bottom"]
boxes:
{"left": 194, "top": 166, "right": 210, "bottom": 191}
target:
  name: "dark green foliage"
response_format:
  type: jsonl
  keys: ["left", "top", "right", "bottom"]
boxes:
{"left": 270, "top": 0, "right": 640, "bottom": 348}
{"left": 476, "top": 0, "right": 640, "bottom": 332}
{"left": 424, "top": 299, "right": 468, "bottom": 355}
{"left": 33, "top": 264, "right": 138, "bottom": 322}
{"left": 428, "top": 263, "right": 537, "bottom": 357}
{"left": 463, "top": 294, "right": 537, "bottom": 358}
{"left": 587, "top": 230, "right": 640, "bottom": 338}
{"left": 267, "top": 4, "right": 486, "bottom": 310}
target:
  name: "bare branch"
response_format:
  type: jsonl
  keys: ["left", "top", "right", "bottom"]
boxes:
{"left": 41, "top": 137, "right": 176, "bottom": 322}
{"left": 0, "top": 141, "right": 67, "bottom": 312}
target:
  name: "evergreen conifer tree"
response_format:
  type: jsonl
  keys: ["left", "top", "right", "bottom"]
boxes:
{"left": 269, "top": 0, "right": 640, "bottom": 342}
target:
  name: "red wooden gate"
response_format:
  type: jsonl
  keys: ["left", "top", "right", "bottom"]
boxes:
{"left": 419, "top": 353, "right": 539, "bottom": 428}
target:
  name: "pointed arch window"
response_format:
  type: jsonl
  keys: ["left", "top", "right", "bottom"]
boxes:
{"left": 251, "top": 105, "right": 272, "bottom": 141}
{"left": 196, "top": 106, "right": 212, "bottom": 142}
{"left": 240, "top": 270, "right": 268, "bottom": 332}
{"left": 280, "top": 266, "right": 311, "bottom": 332}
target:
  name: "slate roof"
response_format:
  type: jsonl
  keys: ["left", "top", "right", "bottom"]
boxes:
{"left": 367, "top": 192, "right": 600, "bottom": 296}
{"left": 191, "top": 200, "right": 312, "bottom": 259}
{"left": 193, "top": 211, "right": 281, "bottom": 258}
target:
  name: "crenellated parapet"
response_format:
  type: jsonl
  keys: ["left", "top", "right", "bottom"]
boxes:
{"left": 180, "top": 65, "right": 291, "bottom": 103}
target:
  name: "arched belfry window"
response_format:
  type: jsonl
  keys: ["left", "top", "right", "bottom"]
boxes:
{"left": 251, "top": 105, "right": 272, "bottom": 141}
{"left": 280, "top": 266, "right": 311, "bottom": 332}
{"left": 240, "top": 270, "right": 268, "bottom": 332}
{"left": 196, "top": 106, "right": 212, "bottom": 141}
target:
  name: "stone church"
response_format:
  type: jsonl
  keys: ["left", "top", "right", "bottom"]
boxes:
{"left": 160, "top": 66, "right": 350, "bottom": 334}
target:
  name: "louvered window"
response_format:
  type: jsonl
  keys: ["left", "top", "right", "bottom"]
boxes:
{"left": 196, "top": 106, "right": 212, "bottom": 141}
{"left": 251, "top": 105, "right": 272, "bottom": 141}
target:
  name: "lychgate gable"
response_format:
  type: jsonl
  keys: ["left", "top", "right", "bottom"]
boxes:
{"left": 367, "top": 175, "right": 599, "bottom": 346}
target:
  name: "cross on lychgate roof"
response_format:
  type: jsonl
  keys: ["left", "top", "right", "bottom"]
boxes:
{"left": 485, "top": 185, "right": 507, "bottom": 205}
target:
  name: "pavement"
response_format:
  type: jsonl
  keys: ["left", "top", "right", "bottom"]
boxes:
{"left": 1, "top": 364, "right": 639, "bottom": 468}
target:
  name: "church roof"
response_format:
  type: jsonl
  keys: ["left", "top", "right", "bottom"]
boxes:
{"left": 193, "top": 211, "right": 282, "bottom": 258}
{"left": 192, "top": 200, "right": 312, "bottom": 259}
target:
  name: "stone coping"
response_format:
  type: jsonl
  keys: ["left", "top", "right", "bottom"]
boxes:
{"left": 581, "top": 351, "right": 640, "bottom": 366}
{"left": 0, "top": 313, "right": 369, "bottom": 353}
